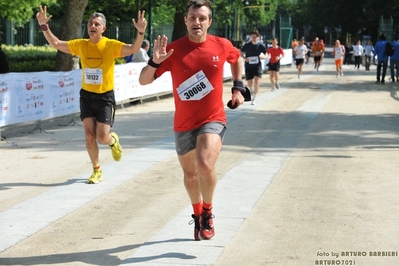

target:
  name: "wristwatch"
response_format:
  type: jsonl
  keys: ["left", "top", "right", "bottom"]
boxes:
{"left": 40, "top": 24, "right": 49, "bottom": 31}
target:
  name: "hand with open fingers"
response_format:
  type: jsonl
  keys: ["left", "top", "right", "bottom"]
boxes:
{"left": 36, "top": 5, "right": 52, "bottom": 25}
{"left": 152, "top": 35, "right": 174, "bottom": 65}
{"left": 132, "top": 10, "right": 147, "bottom": 33}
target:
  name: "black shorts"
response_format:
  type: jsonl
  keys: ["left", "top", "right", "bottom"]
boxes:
{"left": 296, "top": 58, "right": 304, "bottom": 66}
{"left": 268, "top": 62, "right": 280, "bottom": 72}
{"left": 174, "top": 122, "right": 226, "bottom": 155}
{"left": 245, "top": 65, "right": 263, "bottom": 80}
{"left": 79, "top": 89, "right": 116, "bottom": 126}
{"left": 314, "top": 56, "right": 322, "bottom": 62}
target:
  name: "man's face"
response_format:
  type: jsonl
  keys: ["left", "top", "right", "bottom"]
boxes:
{"left": 87, "top": 17, "right": 106, "bottom": 37}
{"left": 185, "top": 5, "right": 212, "bottom": 42}
{"left": 251, "top": 34, "right": 258, "bottom": 42}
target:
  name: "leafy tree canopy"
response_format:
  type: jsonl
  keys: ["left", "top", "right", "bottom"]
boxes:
{"left": 0, "top": 0, "right": 57, "bottom": 24}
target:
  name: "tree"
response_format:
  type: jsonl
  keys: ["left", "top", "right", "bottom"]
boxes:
{"left": 0, "top": 0, "right": 57, "bottom": 23}
{"left": 171, "top": 2, "right": 187, "bottom": 41}
{"left": 289, "top": 0, "right": 399, "bottom": 44}
{"left": 54, "top": 0, "right": 88, "bottom": 71}
{"left": 241, "top": 0, "right": 277, "bottom": 32}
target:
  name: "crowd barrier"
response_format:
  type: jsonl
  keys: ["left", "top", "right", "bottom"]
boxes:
{"left": 0, "top": 49, "right": 292, "bottom": 130}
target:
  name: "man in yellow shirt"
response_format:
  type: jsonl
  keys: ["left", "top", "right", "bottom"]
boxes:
{"left": 36, "top": 6, "right": 147, "bottom": 184}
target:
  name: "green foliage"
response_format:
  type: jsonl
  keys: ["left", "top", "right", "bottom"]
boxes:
{"left": 151, "top": 3, "right": 175, "bottom": 28}
{"left": 10, "top": 59, "right": 56, "bottom": 72}
{"left": 2, "top": 44, "right": 57, "bottom": 72}
{"left": 242, "top": 0, "right": 277, "bottom": 30}
{"left": 2, "top": 44, "right": 125, "bottom": 72}
{"left": 0, "top": 0, "right": 57, "bottom": 23}
{"left": 289, "top": 0, "right": 399, "bottom": 42}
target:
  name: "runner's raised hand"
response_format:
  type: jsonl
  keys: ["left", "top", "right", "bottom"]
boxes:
{"left": 36, "top": 5, "right": 52, "bottom": 25}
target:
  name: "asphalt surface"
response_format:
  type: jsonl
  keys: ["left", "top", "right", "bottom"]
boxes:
{"left": 1, "top": 48, "right": 399, "bottom": 266}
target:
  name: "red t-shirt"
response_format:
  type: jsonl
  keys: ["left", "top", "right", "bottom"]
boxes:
{"left": 267, "top": 46, "right": 285, "bottom": 63}
{"left": 155, "top": 35, "right": 240, "bottom": 132}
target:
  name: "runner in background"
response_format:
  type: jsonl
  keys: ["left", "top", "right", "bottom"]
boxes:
{"left": 266, "top": 38, "right": 285, "bottom": 91}
{"left": 312, "top": 39, "right": 324, "bottom": 71}
{"left": 241, "top": 29, "right": 266, "bottom": 105}
{"left": 293, "top": 38, "right": 308, "bottom": 79}
{"left": 332, "top": 39, "right": 345, "bottom": 77}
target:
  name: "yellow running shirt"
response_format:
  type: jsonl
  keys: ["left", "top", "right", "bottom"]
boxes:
{"left": 67, "top": 37, "right": 124, "bottom": 94}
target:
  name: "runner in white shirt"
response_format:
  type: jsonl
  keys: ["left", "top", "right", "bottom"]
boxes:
{"left": 293, "top": 38, "right": 308, "bottom": 79}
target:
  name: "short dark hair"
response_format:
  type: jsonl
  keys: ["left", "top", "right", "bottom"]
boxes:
{"left": 141, "top": 40, "right": 149, "bottom": 49}
{"left": 251, "top": 29, "right": 260, "bottom": 37}
{"left": 186, "top": 0, "right": 212, "bottom": 19}
{"left": 380, "top": 33, "right": 386, "bottom": 40}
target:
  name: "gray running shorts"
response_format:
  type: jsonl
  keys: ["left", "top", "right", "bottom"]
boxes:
{"left": 174, "top": 122, "right": 226, "bottom": 155}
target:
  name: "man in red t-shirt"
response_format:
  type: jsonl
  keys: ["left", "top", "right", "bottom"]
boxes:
{"left": 139, "top": 0, "right": 245, "bottom": 241}
{"left": 266, "top": 38, "right": 285, "bottom": 91}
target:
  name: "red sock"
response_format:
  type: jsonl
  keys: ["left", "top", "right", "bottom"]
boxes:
{"left": 203, "top": 202, "right": 213, "bottom": 212}
{"left": 93, "top": 165, "right": 100, "bottom": 170}
{"left": 192, "top": 201, "right": 203, "bottom": 216}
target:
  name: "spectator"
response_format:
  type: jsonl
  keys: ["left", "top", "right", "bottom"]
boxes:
{"left": 363, "top": 39, "right": 374, "bottom": 71}
{"left": 353, "top": 40, "right": 364, "bottom": 70}
{"left": 389, "top": 37, "right": 399, "bottom": 82}
{"left": 373, "top": 34, "right": 388, "bottom": 84}
{"left": 344, "top": 43, "right": 353, "bottom": 65}
{"left": 125, "top": 39, "right": 150, "bottom": 63}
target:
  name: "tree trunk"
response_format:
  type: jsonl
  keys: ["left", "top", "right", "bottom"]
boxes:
{"left": 172, "top": 9, "right": 187, "bottom": 41}
{"left": 55, "top": 0, "right": 88, "bottom": 71}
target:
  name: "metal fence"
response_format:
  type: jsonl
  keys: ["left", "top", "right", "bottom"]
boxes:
{"left": 279, "top": 15, "right": 292, "bottom": 49}
{"left": 378, "top": 16, "right": 394, "bottom": 41}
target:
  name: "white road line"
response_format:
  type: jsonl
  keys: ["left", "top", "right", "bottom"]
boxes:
{"left": 0, "top": 136, "right": 176, "bottom": 253}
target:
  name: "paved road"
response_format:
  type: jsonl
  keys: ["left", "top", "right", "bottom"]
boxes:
{"left": 1, "top": 52, "right": 399, "bottom": 266}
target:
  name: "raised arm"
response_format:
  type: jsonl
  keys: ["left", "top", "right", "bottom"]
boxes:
{"left": 121, "top": 10, "right": 148, "bottom": 57}
{"left": 139, "top": 35, "right": 173, "bottom": 85}
{"left": 36, "top": 5, "right": 70, "bottom": 54}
